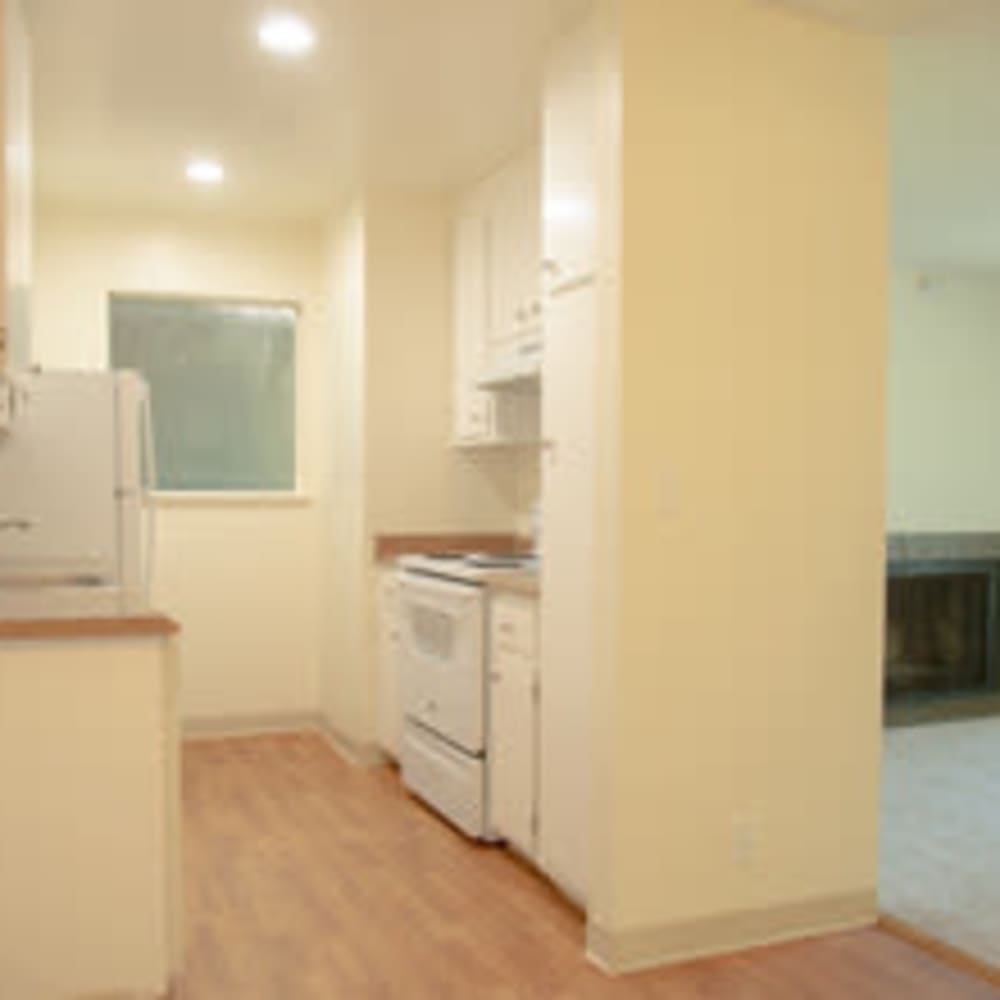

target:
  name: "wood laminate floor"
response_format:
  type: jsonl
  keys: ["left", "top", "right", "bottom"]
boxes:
{"left": 178, "top": 734, "right": 1000, "bottom": 999}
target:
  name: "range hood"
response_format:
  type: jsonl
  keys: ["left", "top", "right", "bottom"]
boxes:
{"left": 477, "top": 333, "right": 542, "bottom": 391}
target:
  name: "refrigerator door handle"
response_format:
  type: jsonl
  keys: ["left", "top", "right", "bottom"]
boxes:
{"left": 140, "top": 387, "right": 158, "bottom": 599}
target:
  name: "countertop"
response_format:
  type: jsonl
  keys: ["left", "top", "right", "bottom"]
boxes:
{"left": 379, "top": 539, "right": 541, "bottom": 598}
{"left": 483, "top": 572, "right": 540, "bottom": 598}
{"left": 374, "top": 532, "right": 531, "bottom": 562}
{"left": 0, "top": 613, "right": 180, "bottom": 641}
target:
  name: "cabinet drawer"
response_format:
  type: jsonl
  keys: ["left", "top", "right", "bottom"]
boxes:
{"left": 490, "top": 596, "right": 537, "bottom": 659}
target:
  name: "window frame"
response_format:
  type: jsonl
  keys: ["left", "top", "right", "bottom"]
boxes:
{"left": 108, "top": 290, "right": 304, "bottom": 500}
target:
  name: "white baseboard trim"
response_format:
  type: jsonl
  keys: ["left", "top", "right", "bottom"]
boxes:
{"left": 180, "top": 712, "right": 390, "bottom": 770}
{"left": 586, "top": 889, "right": 878, "bottom": 974}
{"left": 75, "top": 990, "right": 162, "bottom": 999}
{"left": 319, "top": 721, "right": 390, "bottom": 770}
{"left": 182, "top": 711, "right": 325, "bottom": 741}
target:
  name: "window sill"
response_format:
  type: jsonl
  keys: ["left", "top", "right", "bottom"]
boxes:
{"left": 151, "top": 491, "right": 314, "bottom": 509}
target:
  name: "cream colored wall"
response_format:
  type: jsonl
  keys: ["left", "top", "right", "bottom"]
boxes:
{"left": 318, "top": 191, "right": 526, "bottom": 750}
{"left": 591, "top": 0, "right": 888, "bottom": 965}
{"left": 33, "top": 207, "right": 326, "bottom": 724}
{"left": 364, "top": 191, "right": 522, "bottom": 534}
{"left": 0, "top": 634, "right": 179, "bottom": 998}
{"left": 888, "top": 269, "right": 1000, "bottom": 532}
{"left": 320, "top": 200, "right": 371, "bottom": 746}
{"left": 34, "top": 197, "right": 526, "bottom": 740}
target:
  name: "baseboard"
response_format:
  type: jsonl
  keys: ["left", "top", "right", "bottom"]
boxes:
{"left": 181, "top": 712, "right": 389, "bottom": 769}
{"left": 586, "top": 889, "right": 878, "bottom": 974}
{"left": 182, "top": 711, "right": 325, "bottom": 740}
{"left": 319, "top": 721, "right": 389, "bottom": 769}
{"left": 879, "top": 915, "right": 1000, "bottom": 988}
{"left": 75, "top": 989, "right": 163, "bottom": 999}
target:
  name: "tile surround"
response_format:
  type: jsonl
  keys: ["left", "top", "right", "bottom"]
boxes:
{"left": 887, "top": 534, "right": 1000, "bottom": 563}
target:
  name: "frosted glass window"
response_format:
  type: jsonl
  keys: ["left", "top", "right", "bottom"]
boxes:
{"left": 110, "top": 296, "right": 296, "bottom": 491}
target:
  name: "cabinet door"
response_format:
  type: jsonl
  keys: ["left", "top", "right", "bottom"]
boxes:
{"left": 486, "top": 153, "right": 542, "bottom": 358}
{"left": 376, "top": 572, "right": 403, "bottom": 759}
{"left": 0, "top": 1, "right": 8, "bottom": 368}
{"left": 452, "top": 212, "right": 495, "bottom": 444}
{"left": 486, "top": 169, "right": 515, "bottom": 356}
{"left": 510, "top": 151, "right": 542, "bottom": 335}
{"left": 2, "top": 0, "right": 32, "bottom": 369}
{"left": 542, "top": 14, "right": 599, "bottom": 294}
{"left": 454, "top": 383, "right": 495, "bottom": 445}
{"left": 489, "top": 595, "right": 538, "bottom": 857}
{"left": 539, "top": 284, "right": 596, "bottom": 904}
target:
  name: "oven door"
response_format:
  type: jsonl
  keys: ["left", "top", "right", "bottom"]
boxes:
{"left": 398, "top": 572, "right": 485, "bottom": 755}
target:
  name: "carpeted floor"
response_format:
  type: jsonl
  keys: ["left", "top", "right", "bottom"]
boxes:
{"left": 881, "top": 716, "right": 1000, "bottom": 970}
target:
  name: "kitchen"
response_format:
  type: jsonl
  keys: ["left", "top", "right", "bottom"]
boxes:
{"left": 0, "top": 1, "right": 947, "bottom": 998}
{"left": 2, "top": 1, "right": 603, "bottom": 995}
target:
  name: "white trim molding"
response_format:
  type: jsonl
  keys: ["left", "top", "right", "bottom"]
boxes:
{"left": 181, "top": 713, "right": 389, "bottom": 770}
{"left": 182, "top": 711, "right": 325, "bottom": 741}
{"left": 586, "top": 889, "right": 878, "bottom": 975}
{"left": 319, "top": 721, "right": 389, "bottom": 770}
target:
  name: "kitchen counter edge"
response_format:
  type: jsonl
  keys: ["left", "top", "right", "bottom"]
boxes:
{"left": 0, "top": 613, "right": 181, "bottom": 642}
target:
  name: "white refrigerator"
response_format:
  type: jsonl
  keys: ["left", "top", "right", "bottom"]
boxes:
{"left": 0, "top": 370, "right": 155, "bottom": 616}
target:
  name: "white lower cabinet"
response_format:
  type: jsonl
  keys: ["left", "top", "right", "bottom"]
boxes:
{"left": 488, "top": 591, "right": 539, "bottom": 859}
{"left": 375, "top": 570, "right": 403, "bottom": 759}
{"left": 538, "top": 284, "right": 595, "bottom": 906}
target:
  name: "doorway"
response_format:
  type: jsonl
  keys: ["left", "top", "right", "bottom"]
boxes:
{"left": 881, "top": 26, "right": 1000, "bottom": 972}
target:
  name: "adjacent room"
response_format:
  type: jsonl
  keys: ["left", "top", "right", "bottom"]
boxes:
{"left": 3, "top": 1, "right": 1000, "bottom": 998}
{"left": 881, "top": 24, "right": 1000, "bottom": 972}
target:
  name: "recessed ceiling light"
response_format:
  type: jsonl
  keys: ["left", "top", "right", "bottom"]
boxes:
{"left": 186, "top": 159, "right": 225, "bottom": 185}
{"left": 257, "top": 13, "right": 316, "bottom": 57}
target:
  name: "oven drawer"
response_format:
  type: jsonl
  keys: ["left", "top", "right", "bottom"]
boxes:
{"left": 401, "top": 722, "right": 487, "bottom": 840}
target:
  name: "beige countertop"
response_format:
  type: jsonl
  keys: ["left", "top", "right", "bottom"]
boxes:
{"left": 374, "top": 532, "right": 530, "bottom": 562}
{"left": 0, "top": 612, "right": 179, "bottom": 641}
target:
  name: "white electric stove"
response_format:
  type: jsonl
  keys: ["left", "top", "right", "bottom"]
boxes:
{"left": 397, "top": 551, "right": 538, "bottom": 585}
{"left": 396, "top": 551, "right": 537, "bottom": 838}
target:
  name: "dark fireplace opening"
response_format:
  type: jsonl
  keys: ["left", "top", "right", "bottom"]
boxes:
{"left": 886, "top": 562, "right": 999, "bottom": 702}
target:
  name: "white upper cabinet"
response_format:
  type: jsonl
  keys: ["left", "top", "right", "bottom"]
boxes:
{"left": 451, "top": 208, "right": 495, "bottom": 445}
{"left": 2, "top": 0, "right": 32, "bottom": 370}
{"left": 542, "top": 16, "right": 599, "bottom": 297}
{"left": 485, "top": 150, "right": 542, "bottom": 379}
{"left": 450, "top": 147, "right": 542, "bottom": 446}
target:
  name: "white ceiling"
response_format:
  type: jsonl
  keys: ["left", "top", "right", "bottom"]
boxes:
{"left": 24, "top": 0, "right": 589, "bottom": 222}
{"left": 770, "top": 1, "right": 1000, "bottom": 270}
{"left": 28, "top": 0, "right": 1000, "bottom": 267}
